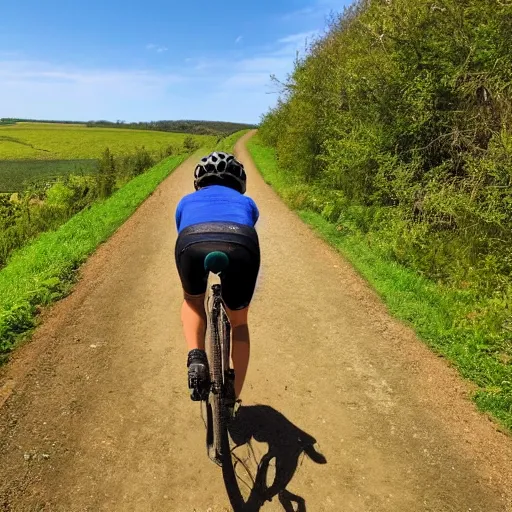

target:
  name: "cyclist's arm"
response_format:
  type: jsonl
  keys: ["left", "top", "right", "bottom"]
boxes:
{"left": 175, "top": 199, "right": 183, "bottom": 232}
{"left": 249, "top": 198, "right": 259, "bottom": 226}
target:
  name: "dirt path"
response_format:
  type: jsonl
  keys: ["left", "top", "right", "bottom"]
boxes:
{"left": 1, "top": 131, "right": 512, "bottom": 512}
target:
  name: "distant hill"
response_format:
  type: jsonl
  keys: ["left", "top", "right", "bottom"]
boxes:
{"left": 0, "top": 118, "right": 257, "bottom": 135}
{"left": 0, "top": 118, "right": 83, "bottom": 125}
{"left": 85, "top": 120, "right": 257, "bottom": 135}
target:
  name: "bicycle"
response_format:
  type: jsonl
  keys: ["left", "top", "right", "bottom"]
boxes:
{"left": 202, "top": 250, "right": 236, "bottom": 466}
{"left": 200, "top": 251, "right": 255, "bottom": 511}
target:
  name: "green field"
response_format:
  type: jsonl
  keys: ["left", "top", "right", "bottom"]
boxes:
{"left": 0, "top": 123, "right": 215, "bottom": 160}
{"left": 0, "top": 159, "right": 98, "bottom": 192}
{"left": 0, "top": 122, "right": 215, "bottom": 191}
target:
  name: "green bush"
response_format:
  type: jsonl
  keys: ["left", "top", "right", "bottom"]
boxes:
{"left": 0, "top": 154, "right": 187, "bottom": 356}
{"left": 248, "top": 135, "right": 512, "bottom": 431}
{"left": 0, "top": 145, "right": 181, "bottom": 270}
{"left": 45, "top": 182, "right": 74, "bottom": 209}
{"left": 183, "top": 136, "right": 200, "bottom": 152}
{"left": 255, "top": 0, "right": 512, "bottom": 429}
{"left": 259, "top": 0, "right": 512, "bottom": 296}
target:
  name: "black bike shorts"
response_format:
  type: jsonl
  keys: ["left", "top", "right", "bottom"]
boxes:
{"left": 175, "top": 222, "right": 260, "bottom": 310}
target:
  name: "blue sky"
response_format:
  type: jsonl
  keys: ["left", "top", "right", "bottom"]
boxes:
{"left": 0, "top": 0, "right": 351, "bottom": 123}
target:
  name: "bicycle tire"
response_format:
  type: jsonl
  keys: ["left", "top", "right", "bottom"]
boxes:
{"left": 215, "top": 298, "right": 247, "bottom": 510}
{"left": 219, "top": 301, "right": 235, "bottom": 456}
{"left": 208, "top": 285, "right": 230, "bottom": 464}
{"left": 204, "top": 279, "right": 246, "bottom": 508}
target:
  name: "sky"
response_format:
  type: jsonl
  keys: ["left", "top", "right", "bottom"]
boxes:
{"left": 0, "top": 0, "right": 351, "bottom": 124}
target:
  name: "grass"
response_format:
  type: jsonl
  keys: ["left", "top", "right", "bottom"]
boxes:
{"left": 0, "top": 159, "right": 98, "bottom": 192}
{"left": 0, "top": 153, "right": 188, "bottom": 358}
{"left": 0, "top": 123, "right": 215, "bottom": 160}
{"left": 247, "top": 134, "right": 512, "bottom": 433}
{"left": 215, "top": 129, "right": 252, "bottom": 153}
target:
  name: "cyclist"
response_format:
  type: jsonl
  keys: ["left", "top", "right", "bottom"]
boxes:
{"left": 174, "top": 151, "right": 260, "bottom": 405}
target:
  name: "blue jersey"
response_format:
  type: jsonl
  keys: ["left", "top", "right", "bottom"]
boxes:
{"left": 175, "top": 185, "right": 259, "bottom": 233}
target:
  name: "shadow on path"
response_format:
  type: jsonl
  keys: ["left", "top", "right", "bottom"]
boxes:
{"left": 222, "top": 404, "right": 327, "bottom": 511}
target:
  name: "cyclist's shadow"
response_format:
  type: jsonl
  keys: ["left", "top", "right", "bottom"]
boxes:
{"left": 223, "top": 404, "right": 327, "bottom": 512}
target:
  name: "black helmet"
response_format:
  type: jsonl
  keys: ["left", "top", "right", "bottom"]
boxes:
{"left": 194, "top": 151, "right": 247, "bottom": 194}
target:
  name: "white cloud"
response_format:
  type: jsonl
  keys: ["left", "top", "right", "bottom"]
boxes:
{"left": 0, "top": 60, "right": 182, "bottom": 87}
{"left": 188, "top": 57, "right": 225, "bottom": 71}
{"left": 282, "top": 0, "right": 348, "bottom": 21}
{"left": 278, "top": 30, "right": 319, "bottom": 45}
{"left": 223, "top": 72, "right": 270, "bottom": 89}
{"left": 0, "top": 26, "right": 324, "bottom": 123}
{"left": 0, "top": 51, "right": 21, "bottom": 58}
{"left": 282, "top": 6, "right": 316, "bottom": 21}
{"left": 217, "top": 30, "right": 320, "bottom": 99}
{"left": 146, "top": 43, "right": 168, "bottom": 53}
{"left": 0, "top": 59, "right": 186, "bottom": 121}
{"left": 236, "top": 57, "right": 290, "bottom": 74}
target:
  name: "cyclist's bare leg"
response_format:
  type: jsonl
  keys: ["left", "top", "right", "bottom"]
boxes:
{"left": 225, "top": 306, "right": 250, "bottom": 398}
{"left": 181, "top": 293, "right": 210, "bottom": 401}
{"left": 181, "top": 293, "right": 206, "bottom": 351}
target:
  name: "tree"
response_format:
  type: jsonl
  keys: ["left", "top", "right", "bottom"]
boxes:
{"left": 98, "top": 148, "right": 116, "bottom": 198}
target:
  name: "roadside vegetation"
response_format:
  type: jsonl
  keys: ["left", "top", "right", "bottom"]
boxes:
{"left": 0, "top": 128, "right": 206, "bottom": 267}
{"left": 0, "top": 146, "right": 167, "bottom": 267}
{"left": 0, "top": 123, "right": 254, "bottom": 359}
{"left": 0, "top": 153, "right": 189, "bottom": 360}
{"left": 255, "top": 0, "right": 512, "bottom": 431}
{"left": 0, "top": 159, "right": 98, "bottom": 192}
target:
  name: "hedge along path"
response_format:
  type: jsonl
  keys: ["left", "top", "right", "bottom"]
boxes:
{"left": 246, "top": 134, "right": 512, "bottom": 430}
{"left": 0, "top": 132, "right": 510, "bottom": 511}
